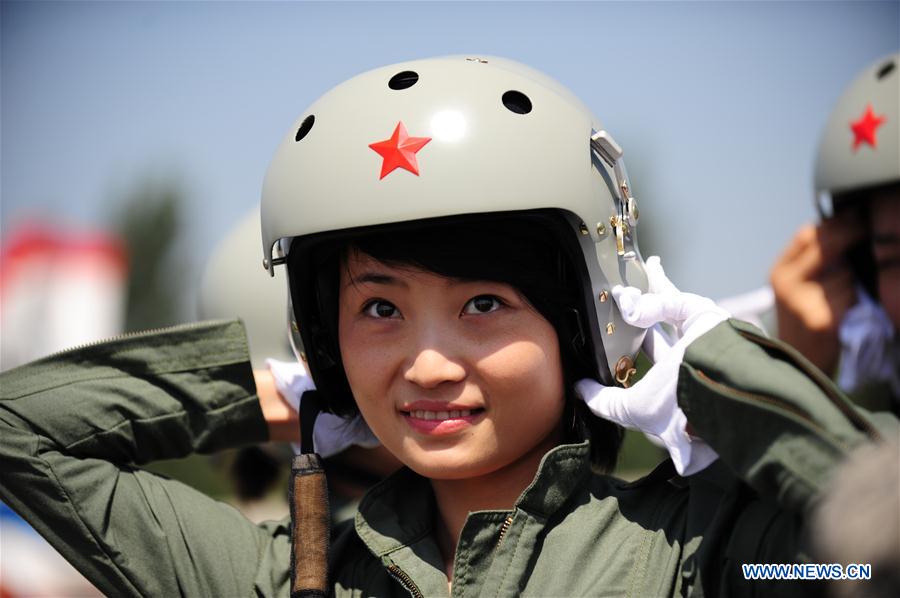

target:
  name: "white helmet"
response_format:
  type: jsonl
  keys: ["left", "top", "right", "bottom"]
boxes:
{"left": 815, "top": 52, "right": 899, "bottom": 215}
{"left": 814, "top": 52, "right": 898, "bottom": 298}
{"left": 261, "top": 55, "right": 648, "bottom": 392}
{"left": 199, "top": 208, "right": 294, "bottom": 366}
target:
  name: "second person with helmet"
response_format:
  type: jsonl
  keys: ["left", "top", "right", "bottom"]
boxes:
{"left": 771, "top": 52, "right": 899, "bottom": 410}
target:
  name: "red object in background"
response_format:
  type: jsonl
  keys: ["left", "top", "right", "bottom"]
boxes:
{"left": 1, "top": 225, "right": 126, "bottom": 593}
{"left": 368, "top": 121, "right": 432, "bottom": 179}
{"left": 1, "top": 223, "right": 128, "bottom": 370}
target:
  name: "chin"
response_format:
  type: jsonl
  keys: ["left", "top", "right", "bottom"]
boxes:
{"left": 397, "top": 446, "right": 507, "bottom": 481}
{"left": 406, "top": 462, "right": 503, "bottom": 481}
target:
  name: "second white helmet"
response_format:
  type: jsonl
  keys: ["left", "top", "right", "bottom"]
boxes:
{"left": 815, "top": 52, "right": 899, "bottom": 214}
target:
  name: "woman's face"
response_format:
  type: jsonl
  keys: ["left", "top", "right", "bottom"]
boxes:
{"left": 337, "top": 249, "right": 566, "bottom": 480}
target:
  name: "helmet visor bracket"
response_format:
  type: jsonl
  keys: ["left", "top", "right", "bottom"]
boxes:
{"left": 591, "top": 129, "right": 640, "bottom": 260}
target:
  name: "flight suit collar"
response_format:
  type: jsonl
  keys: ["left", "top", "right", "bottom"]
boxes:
{"left": 514, "top": 440, "right": 592, "bottom": 517}
{"left": 355, "top": 441, "right": 592, "bottom": 551}
{"left": 353, "top": 441, "right": 593, "bottom": 594}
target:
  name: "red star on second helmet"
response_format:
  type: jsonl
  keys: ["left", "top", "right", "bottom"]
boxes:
{"left": 368, "top": 122, "right": 432, "bottom": 179}
{"left": 849, "top": 104, "right": 887, "bottom": 151}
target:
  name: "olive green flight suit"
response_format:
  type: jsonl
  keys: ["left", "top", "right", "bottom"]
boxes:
{"left": 0, "top": 319, "right": 896, "bottom": 597}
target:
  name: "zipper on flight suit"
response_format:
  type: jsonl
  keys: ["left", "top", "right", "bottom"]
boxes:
{"left": 385, "top": 515, "right": 514, "bottom": 597}
{"left": 733, "top": 327, "right": 882, "bottom": 441}
{"left": 495, "top": 514, "right": 514, "bottom": 549}
{"left": 387, "top": 564, "right": 424, "bottom": 598}
{"left": 39, "top": 320, "right": 236, "bottom": 361}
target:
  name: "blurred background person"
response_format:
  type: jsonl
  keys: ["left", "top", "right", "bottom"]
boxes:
{"left": 770, "top": 52, "right": 899, "bottom": 412}
{"left": 198, "top": 208, "right": 401, "bottom": 524}
{"left": 754, "top": 56, "right": 900, "bottom": 598}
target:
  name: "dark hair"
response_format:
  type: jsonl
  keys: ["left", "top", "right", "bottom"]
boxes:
{"left": 832, "top": 181, "right": 900, "bottom": 301}
{"left": 288, "top": 211, "right": 623, "bottom": 471}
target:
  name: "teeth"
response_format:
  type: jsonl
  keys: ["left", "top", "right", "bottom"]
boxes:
{"left": 409, "top": 409, "right": 475, "bottom": 420}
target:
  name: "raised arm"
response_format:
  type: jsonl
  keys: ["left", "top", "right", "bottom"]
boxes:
{"left": 0, "top": 320, "right": 292, "bottom": 597}
{"left": 576, "top": 257, "right": 898, "bottom": 596}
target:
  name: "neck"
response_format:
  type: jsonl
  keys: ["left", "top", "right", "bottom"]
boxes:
{"left": 429, "top": 430, "right": 562, "bottom": 578}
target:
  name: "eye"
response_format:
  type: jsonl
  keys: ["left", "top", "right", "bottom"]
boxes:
{"left": 363, "top": 299, "right": 400, "bottom": 319}
{"left": 462, "top": 295, "right": 503, "bottom": 315}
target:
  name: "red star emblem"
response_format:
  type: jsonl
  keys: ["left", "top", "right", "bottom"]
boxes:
{"left": 850, "top": 104, "right": 887, "bottom": 151}
{"left": 368, "top": 122, "right": 431, "bottom": 179}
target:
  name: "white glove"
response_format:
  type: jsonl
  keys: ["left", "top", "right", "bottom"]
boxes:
{"left": 575, "top": 256, "right": 726, "bottom": 476}
{"left": 266, "top": 359, "right": 380, "bottom": 458}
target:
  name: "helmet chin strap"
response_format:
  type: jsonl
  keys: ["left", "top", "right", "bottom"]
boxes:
{"left": 289, "top": 390, "right": 331, "bottom": 598}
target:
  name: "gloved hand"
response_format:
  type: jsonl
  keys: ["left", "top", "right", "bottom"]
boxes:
{"left": 266, "top": 359, "right": 380, "bottom": 458}
{"left": 575, "top": 256, "right": 727, "bottom": 476}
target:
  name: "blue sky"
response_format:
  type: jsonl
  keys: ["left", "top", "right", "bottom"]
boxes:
{"left": 2, "top": 1, "right": 898, "bottom": 309}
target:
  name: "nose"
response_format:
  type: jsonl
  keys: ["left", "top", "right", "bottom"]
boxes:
{"left": 404, "top": 347, "right": 466, "bottom": 389}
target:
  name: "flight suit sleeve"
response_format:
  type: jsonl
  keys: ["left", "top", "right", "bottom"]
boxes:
{"left": 679, "top": 318, "right": 896, "bottom": 512}
{"left": 0, "top": 320, "right": 290, "bottom": 598}
{"left": 676, "top": 318, "right": 899, "bottom": 597}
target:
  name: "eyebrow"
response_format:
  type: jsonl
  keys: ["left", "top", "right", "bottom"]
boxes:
{"left": 344, "top": 271, "right": 408, "bottom": 290}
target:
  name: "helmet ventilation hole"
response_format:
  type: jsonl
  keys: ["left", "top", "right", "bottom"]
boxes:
{"left": 388, "top": 71, "right": 419, "bottom": 90}
{"left": 502, "top": 90, "right": 532, "bottom": 114}
{"left": 876, "top": 60, "right": 895, "bottom": 80}
{"left": 295, "top": 115, "right": 315, "bottom": 142}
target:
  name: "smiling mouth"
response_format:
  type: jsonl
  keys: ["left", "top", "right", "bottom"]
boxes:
{"left": 399, "top": 407, "right": 486, "bottom": 434}
{"left": 407, "top": 409, "right": 481, "bottom": 421}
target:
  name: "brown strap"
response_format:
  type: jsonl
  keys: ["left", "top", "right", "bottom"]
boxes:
{"left": 290, "top": 453, "right": 330, "bottom": 598}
